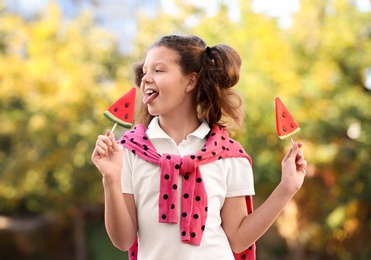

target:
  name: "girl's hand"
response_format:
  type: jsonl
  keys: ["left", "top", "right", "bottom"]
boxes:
{"left": 280, "top": 142, "right": 307, "bottom": 194}
{"left": 91, "top": 130, "right": 123, "bottom": 179}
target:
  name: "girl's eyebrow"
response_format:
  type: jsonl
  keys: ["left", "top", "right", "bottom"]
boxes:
{"left": 142, "top": 62, "right": 168, "bottom": 70}
{"left": 145, "top": 62, "right": 167, "bottom": 67}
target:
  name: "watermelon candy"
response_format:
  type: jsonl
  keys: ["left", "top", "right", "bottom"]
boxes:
{"left": 104, "top": 88, "right": 136, "bottom": 129}
{"left": 275, "top": 97, "right": 301, "bottom": 140}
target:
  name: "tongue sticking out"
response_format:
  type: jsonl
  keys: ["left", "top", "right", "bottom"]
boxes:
{"left": 143, "top": 92, "right": 159, "bottom": 104}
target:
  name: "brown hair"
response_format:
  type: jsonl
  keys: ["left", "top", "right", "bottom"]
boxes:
{"left": 133, "top": 35, "right": 244, "bottom": 130}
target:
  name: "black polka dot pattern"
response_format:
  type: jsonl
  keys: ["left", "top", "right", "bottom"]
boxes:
{"left": 128, "top": 237, "right": 138, "bottom": 260}
{"left": 118, "top": 123, "right": 254, "bottom": 259}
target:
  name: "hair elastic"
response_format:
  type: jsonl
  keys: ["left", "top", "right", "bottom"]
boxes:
{"left": 205, "top": 46, "right": 212, "bottom": 55}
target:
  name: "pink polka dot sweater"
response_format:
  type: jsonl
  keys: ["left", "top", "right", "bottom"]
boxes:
{"left": 118, "top": 124, "right": 256, "bottom": 260}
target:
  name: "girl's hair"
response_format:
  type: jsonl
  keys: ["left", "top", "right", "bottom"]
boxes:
{"left": 133, "top": 35, "right": 244, "bottom": 130}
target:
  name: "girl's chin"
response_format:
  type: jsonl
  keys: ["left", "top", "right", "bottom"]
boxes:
{"left": 148, "top": 112, "right": 159, "bottom": 117}
{"left": 146, "top": 107, "right": 159, "bottom": 117}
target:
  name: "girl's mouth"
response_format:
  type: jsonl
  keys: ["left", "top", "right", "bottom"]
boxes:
{"left": 143, "top": 89, "right": 159, "bottom": 104}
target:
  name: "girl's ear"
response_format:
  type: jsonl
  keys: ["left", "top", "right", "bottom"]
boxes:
{"left": 185, "top": 72, "right": 198, "bottom": 93}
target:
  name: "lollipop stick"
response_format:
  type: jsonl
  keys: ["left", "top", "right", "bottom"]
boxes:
{"left": 111, "top": 122, "right": 117, "bottom": 133}
{"left": 291, "top": 138, "right": 295, "bottom": 145}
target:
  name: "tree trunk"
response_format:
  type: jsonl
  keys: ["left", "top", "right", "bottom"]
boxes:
{"left": 74, "top": 207, "right": 87, "bottom": 260}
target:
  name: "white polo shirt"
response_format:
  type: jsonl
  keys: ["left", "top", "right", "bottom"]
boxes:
{"left": 121, "top": 117, "right": 254, "bottom": 260}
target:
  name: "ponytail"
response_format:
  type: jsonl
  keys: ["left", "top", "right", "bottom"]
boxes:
{"left": 196, "top": 44, "right": 244, "bottom": 129}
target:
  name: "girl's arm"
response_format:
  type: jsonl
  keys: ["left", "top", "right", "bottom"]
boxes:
{"left": 221, "top": 143, "right": 307, "bottom": 253}
{"left": 92, "top": 130, "right": 137, "bottom": 251}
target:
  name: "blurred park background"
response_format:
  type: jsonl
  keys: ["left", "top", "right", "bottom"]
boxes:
{"left": 1, "top": 0, "right": 371, "bottom": 259}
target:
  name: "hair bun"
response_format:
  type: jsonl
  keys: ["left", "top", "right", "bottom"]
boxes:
{"left": 208, "top": 44, "right": 241, "bottom": 89}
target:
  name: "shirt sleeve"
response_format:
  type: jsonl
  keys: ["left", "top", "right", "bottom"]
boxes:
{"left": 121, "top": 146, "right": 134, "bottom": 194}
{"left": 225, "top": 157, "right": 255, "bottom": 198}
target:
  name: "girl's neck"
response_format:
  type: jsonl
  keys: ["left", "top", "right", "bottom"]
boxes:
{"left": 158, "top": 113, "right": 201, "bottom": 145}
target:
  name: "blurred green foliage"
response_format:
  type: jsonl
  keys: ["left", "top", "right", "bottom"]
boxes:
{"left": 0, "top": 0, "right": 370, "bottom": 259}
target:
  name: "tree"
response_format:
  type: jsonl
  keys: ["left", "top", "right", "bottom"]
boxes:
{"left": 1, "top": 0, "right": 370, "bottom": 259}
{"left": 286, "top": 0, "right": 371, "bottom": 258}
{"left": 0, "top": 3, "right": 130, "bottom": 259}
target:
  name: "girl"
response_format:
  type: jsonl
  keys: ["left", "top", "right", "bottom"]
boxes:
{"left": 92, "top": 35, "right": 307, "bottom": 260}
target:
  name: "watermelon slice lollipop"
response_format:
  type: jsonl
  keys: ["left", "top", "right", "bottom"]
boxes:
{"left": 275, "top": 97, "right": 301, "bottom": 141}
{"left": 104, "top": 88, "right": 136, "bottom": 132}
{"left": 275, "top": 97, "right": 306, "bottom": 174}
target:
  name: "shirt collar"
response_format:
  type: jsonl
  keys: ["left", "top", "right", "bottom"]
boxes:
{"left": 147, "top": 117, "right": 211, "bottom": 140}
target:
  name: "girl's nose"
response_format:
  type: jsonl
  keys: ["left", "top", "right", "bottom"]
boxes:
{"left": 141, "top": 72, "right": 153, "bottom": 84}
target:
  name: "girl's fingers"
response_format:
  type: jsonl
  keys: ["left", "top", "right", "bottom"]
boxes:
{"left": 96, "top": 139, "right": 109, "bottom": 152}
{"left": 302, "top": 160, "right": 307, "bottom": 171}
{"left": 282, "top": 146, "right": 293, "bottom": 162}
{"left": 283, "top": 143, "right": 299, "bottom": 163}
{"left": 104, "top": 130, "right": 119, "bottom": 150}
{"left": 294, "top": 148, "right": 307, "bottom": 174}
{"left": 92, "top": 146, "right": 103, "bottom": 162}
{"left": 295, "top": 150, "right": 304, "bottom": 163}
{"left": 93, "top": 130, "right": 119, "bottom": 160}
{"left": 296, "top": 150, "right": 306, "bottom": 164}
{"left": 284, "top": 142, "right": 304, "bottom": 162}
{"left": 282, "top": 142, "right": 307, "bottom": 174}
{"left": 97, "top": 132, "right": 113, "bottom": 146}
{"left": 95, "top": 146, "right": 106, "bottom": 158}
{"left": 109, "top": 132, "right": 120, "bottom": 152}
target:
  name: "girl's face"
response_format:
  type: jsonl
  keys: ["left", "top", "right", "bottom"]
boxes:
{"left": 141, "top": 46, "right": 196, "bottom": 118}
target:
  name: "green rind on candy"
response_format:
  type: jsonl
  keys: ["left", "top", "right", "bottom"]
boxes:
{"left": 104, "top": 110, "right": 132, "bottom": 129}
{"left": 278, "top": 127, "right": 301, "bottom": 140}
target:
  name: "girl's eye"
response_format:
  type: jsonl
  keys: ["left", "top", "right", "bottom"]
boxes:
{"left": 155, "top": 69, "right": 162, "bottom": 73}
